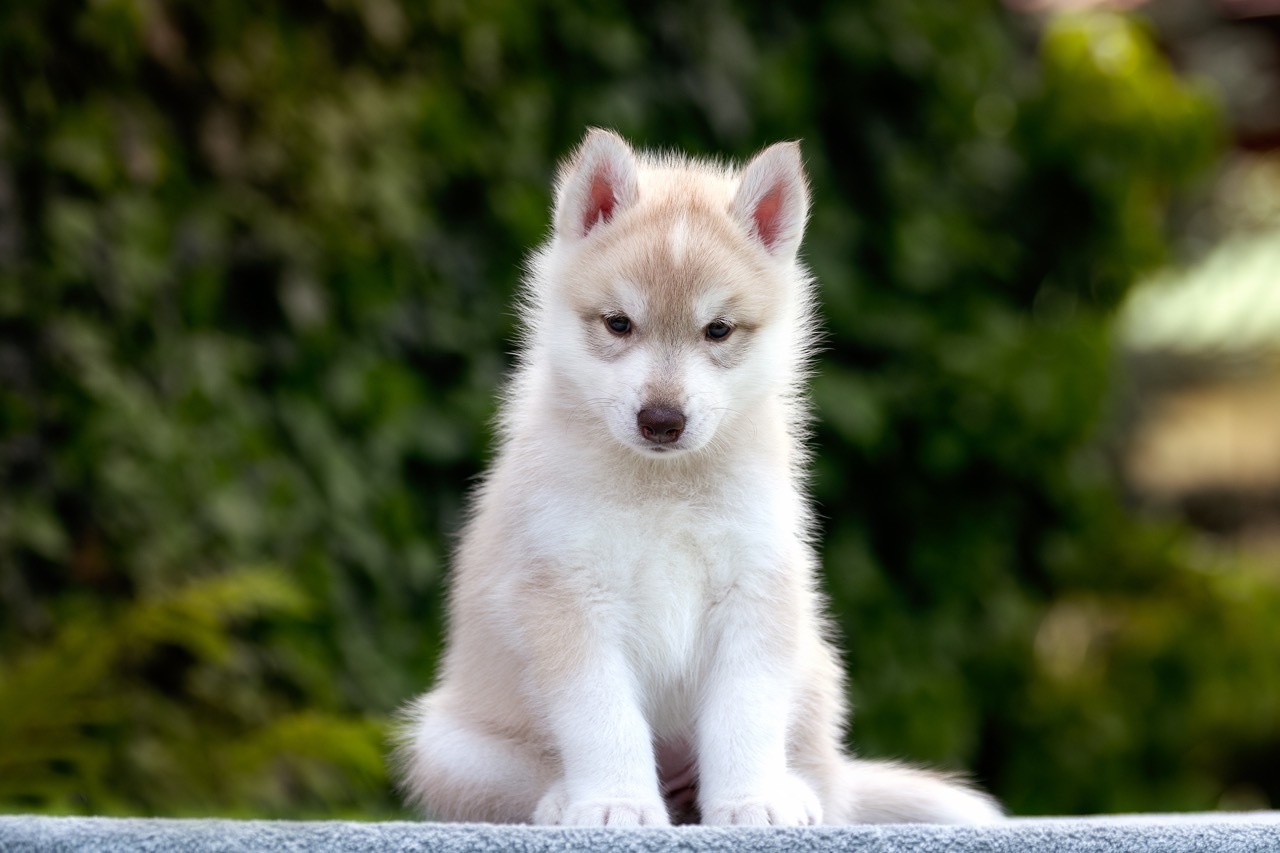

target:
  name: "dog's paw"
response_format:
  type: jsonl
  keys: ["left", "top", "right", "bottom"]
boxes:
{"left": 701, "top": 773, "right": 822, "bottom": 826}
{"left": 533, "top": 781, "right": 670, "bottom": 827}
{"left": 561, "top": 798, "right": 670, "bottom": 826}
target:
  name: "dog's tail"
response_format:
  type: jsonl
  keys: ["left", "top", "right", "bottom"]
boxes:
{"left": 831, "top": 758, "right": 1004, "bottom": 824}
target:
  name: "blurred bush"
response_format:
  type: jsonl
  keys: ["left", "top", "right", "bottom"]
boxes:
{"left": 1, "top": 0, "right": 1275, "bottom": 817}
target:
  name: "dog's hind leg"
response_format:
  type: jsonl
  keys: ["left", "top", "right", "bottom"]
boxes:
{"left": 396, "top": 695, "right": 554, "bottom": 823}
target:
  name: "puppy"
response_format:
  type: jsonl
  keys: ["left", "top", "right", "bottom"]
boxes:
{"left": 395, "top": 129, "right": 1002, "bottom": 826}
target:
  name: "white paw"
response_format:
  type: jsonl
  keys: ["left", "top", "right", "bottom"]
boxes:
{"left": 702, "top": 773, "right": 822, "bottom": 826}
{"left": 562, "top": 798, "right": 670, "bottom": 826}
{"left": 533, "top": 781, "right": 670, "bottom": 826}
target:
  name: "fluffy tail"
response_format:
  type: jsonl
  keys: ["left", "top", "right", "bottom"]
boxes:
{"left": 833, "top": 758, "right": 1004, "bottom": 824}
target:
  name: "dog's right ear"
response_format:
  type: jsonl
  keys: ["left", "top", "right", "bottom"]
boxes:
{"left": 554, "top": 128, "right": 639, "bottom": 240}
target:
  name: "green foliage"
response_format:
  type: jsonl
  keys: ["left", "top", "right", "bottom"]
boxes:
{"left": 0, "top": 567, "right": 391, "bottom": 816}
{"left": 1, "top": 0, "right": 1273, "bottom": 818}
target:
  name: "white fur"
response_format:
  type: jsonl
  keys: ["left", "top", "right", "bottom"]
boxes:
{"left": 395, "top": 129, "right": 1003, "bottom": 827}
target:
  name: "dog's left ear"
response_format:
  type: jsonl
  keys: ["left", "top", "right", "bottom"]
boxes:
{"left": 732, "top": 141, "right": 810, "bottom": 260}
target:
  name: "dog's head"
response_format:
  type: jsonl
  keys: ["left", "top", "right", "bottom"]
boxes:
{"left": 529, "top": 129, "right": 814, "bottom": 459}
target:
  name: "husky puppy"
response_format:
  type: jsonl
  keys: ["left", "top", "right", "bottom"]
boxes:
{"left": 396, "top": 129, "right": 1002, "bottom": 826}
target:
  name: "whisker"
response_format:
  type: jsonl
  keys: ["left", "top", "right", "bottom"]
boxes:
{"left": 567, "top": 397, "right": 618, "bottom": 423}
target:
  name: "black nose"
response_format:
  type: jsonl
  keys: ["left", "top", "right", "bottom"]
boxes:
{"left": 637, "top": 407, "right": 686, "bottom": 444}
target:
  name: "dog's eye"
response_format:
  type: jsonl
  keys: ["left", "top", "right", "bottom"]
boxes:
{"left": 605, "top": 314, "right": 632, "bottom": 335}
{"left": 705, "top": 320, "right": 733, "bottom": 341}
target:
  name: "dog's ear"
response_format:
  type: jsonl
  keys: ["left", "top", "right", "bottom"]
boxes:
{"left": 732, "top": 141, "right": 810, "bottom": 260}
{"left": 554, "top": 128, "right": 639, "bottom": 240}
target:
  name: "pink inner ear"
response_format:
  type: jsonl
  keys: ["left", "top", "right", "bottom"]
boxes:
{"left": 583, "top": 168, "right": 618, "bottom": 235}
{"left": 752, "top": 184, "right": 785, "bottom": 250}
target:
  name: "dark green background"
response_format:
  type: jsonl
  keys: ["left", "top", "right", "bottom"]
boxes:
{"left": 3, "top": 0, "right": 1276, "bottom": 819}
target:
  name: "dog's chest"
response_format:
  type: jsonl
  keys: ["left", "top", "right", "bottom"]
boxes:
{"left": 547, "top": 486, "right": 776, "bottom": 687}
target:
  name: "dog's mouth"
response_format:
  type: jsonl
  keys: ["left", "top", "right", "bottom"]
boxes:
{"left": 626, "top": 434, "right": 693, "bottom": 456}
{"left": 632, "top": 438, "right": 681, "bottom": 454}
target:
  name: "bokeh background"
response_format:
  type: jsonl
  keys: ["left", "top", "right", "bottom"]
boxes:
{"left": 2, "top": 0, "right": 1279, "bottom": 819}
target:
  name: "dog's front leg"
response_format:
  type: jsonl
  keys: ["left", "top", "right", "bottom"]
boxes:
{"left": 528, "top": 633, "right": 669, "bottom": 826}
{"left": 696, "top": 583, "right": 822, "bottom": 826}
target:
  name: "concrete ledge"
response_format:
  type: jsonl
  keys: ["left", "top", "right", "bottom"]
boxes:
{"left": 3, "top": 813, "right": 1280, "bottom": 852}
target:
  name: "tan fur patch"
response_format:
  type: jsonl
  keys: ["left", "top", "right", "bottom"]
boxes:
{"left": 516, "top": 562, "right": 599, "bottom": 689}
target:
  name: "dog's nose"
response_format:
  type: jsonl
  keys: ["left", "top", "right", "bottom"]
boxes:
{"left": 637, "top": 407, "right": 686, "bottom": 444}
